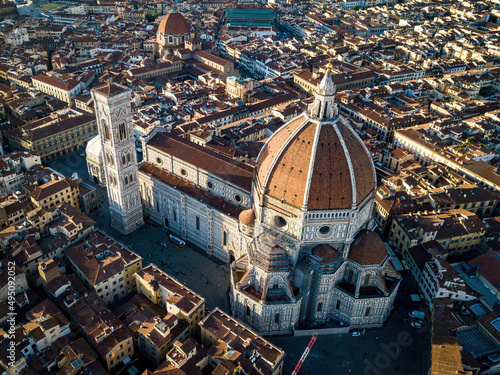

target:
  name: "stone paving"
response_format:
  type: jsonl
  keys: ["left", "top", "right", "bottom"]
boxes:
{"left": 46, "top": 150, "right": 430, "bottom": 375}
{"left": 46, "top": 148, "right": 232, "bottom": 312}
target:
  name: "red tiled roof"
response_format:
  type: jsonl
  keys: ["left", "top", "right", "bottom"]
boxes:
{"left": 158, "top": 12, "right": 190, "bottom": 35}
{"left": 349, "top": 230, "right": 388, "bottom": 266}
{"left": 256, "top": 116, "right": 375, "bottom": 210}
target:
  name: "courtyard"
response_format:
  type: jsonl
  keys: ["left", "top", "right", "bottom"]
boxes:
{"left": 46, "top": 150, "right": 430, "bottom": 375}
{"left": 36, "top": 3, "right": 63, "bottom": 12}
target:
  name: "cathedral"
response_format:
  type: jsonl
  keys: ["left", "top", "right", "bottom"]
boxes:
{"left": 228, "top": 66, "right": 401, "bottom": 334}
{"left": 88, "top": 66, "right": 401, "bottom": 335}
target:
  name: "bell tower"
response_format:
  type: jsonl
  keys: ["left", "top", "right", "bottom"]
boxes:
{"left": 92, "top": 83, "right": 144, "bottom": 234}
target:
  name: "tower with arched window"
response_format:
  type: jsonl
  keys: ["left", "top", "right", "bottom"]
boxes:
{"left": 92, "top": 83, "right": 144, "bottom": 234}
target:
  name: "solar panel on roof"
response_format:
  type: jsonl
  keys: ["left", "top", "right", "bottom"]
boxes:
{"left": 71, "top": 359, "right": 84, "bottom": 368}
{"left": 489, "top": 353, "right": 500, "bottom": 363}
{"left": 491, "top": 317, "right": 500, "bottom": 332}
{"left": 470, "top": 303, "right": 488, "bottom": 318}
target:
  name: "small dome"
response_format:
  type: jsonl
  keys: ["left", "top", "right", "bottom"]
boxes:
{"left": 311, "top": 244, "right": 340, "bottom": 264}
{"left": 239, "top": 209, "right": 255, "bottom": 227}
{"left": 348, "top": 230, "right": 387, "bottom": 266}
{"left": 158, "top": 11, "right": 190, "bottom": 36}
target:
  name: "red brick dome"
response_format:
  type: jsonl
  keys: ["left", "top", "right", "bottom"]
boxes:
{"left": 158, "top": 12, "right": 190, "bottom": 36}
{"left": 239, "top": 209, "right": 256, "bottom": 227}
{"left": 311, "top": 244, "right": 340, "bottom": 264}
{"left": 255, "top": 115, "right": 376, "bottom": 211}
{"left": 348, "top": 230, "right": 387, "bottom": 265}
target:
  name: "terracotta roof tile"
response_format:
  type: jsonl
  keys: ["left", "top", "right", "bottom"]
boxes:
{"left": 147, "top": 133, "right": 253, "bottom": 191}
{"left": 93, "top": 83, "right": 128, "bottom": 96}
{"left": 266, "top": 121, "right": 316, "bottom": 208}
{"left": 256, "top": 116, "right": 375, "bottom": 210}
{"left": 239, "top": 209, "right": 255, "bottom": 226}
{"left": 348, "top": 230, "right": 387, "bottom": 266}
{"left": 158, "top": 12, "right": 190, "bottom": 35}
{"left": 308, "top": 124, "right": 353, "bottom": 210}
{"left": 311, "top": 244, "right": 340, "bottom": 264}
{"left": 139, "top": 163, "right": 243, "bottom": 218}
{"left": 256, "top": 115, "right": 306, "bottom": 187}
{"left": 337, "top": 123, "right": 376, "bottom": 205}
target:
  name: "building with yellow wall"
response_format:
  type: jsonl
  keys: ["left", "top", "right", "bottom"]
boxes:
{"left": 25, "top": 176, "right": 80, "bottom": 210}
{"left": 66, "top": 229, "right": 143, "bottom": 305}
{"left": 73, "top": 303, "right": 134, "bottom": 372}
{"left": 135, "top": 264, "right": 205, "bottom": 335}
{"left": 388, "top": 209, "right": 486, "bottom": 258}
{"left": 8, "top": 109, "right": 97, "bottom": 160}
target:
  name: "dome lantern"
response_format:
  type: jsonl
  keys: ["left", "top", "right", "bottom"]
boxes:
{"left": 307, "top": 65, "right": 337, "bottom": 120}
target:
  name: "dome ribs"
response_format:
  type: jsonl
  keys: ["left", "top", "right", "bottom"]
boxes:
{"left": 256, "top": 115, "right": 305, "bottom": 187}
{"left": 254, "top": 97, "right": 375, "bottom": 212}
{"left": 337, "top": 124, "right": 376, "bottom": 205}
{"left": 308, "top": 124, "right": 352, "bottom": 210}
{"left": 265, "top": 123, "right": 317, "bottom": 207}
{"left": 348, "top": 230, "right": 387, "bottom": 266}
{"left": 158, "top": 12, "right": 190, "bottom": 36}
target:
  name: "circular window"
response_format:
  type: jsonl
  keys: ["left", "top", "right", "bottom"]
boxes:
{"left": 156, "top": 157, "right": 162, "bottom": 165}
{"left": 317, "top": 225, "right": 333, "bottom": 239}
{"left": 274, "top": 215, "right": 287, "bottom": 229}
{"left": 180, "top": 169, "right": 187, "bottom": 176}
{"left": 234, "top": 194, "right": 242, "bottom": 203}
{"left": 207, "top": 181, "right": 214, "bottom": 189}
{"left": 319, "top": 226, "right": 331, "bottom": 235}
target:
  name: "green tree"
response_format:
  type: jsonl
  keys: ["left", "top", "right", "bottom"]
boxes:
{"left": 353, "top": 5, "right": 359, "bottom": 11}
{"left": 146, "top": 12, "right": 159, "bottom": 22}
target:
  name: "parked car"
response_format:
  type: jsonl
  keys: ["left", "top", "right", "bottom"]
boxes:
{"left": 350, "top": 329, "right": 365, "bottom": 336}
{"left": 409, "top": 310, "right": 425, "bottom": 320}
{"left": 160, "top": 242, "right": 168, "bottom": 248}
{"left": 168, "top": 234, "right": 186, "bottom": 248}
{"left": 411, "top": 321, "right": 422, "bottom": 329}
